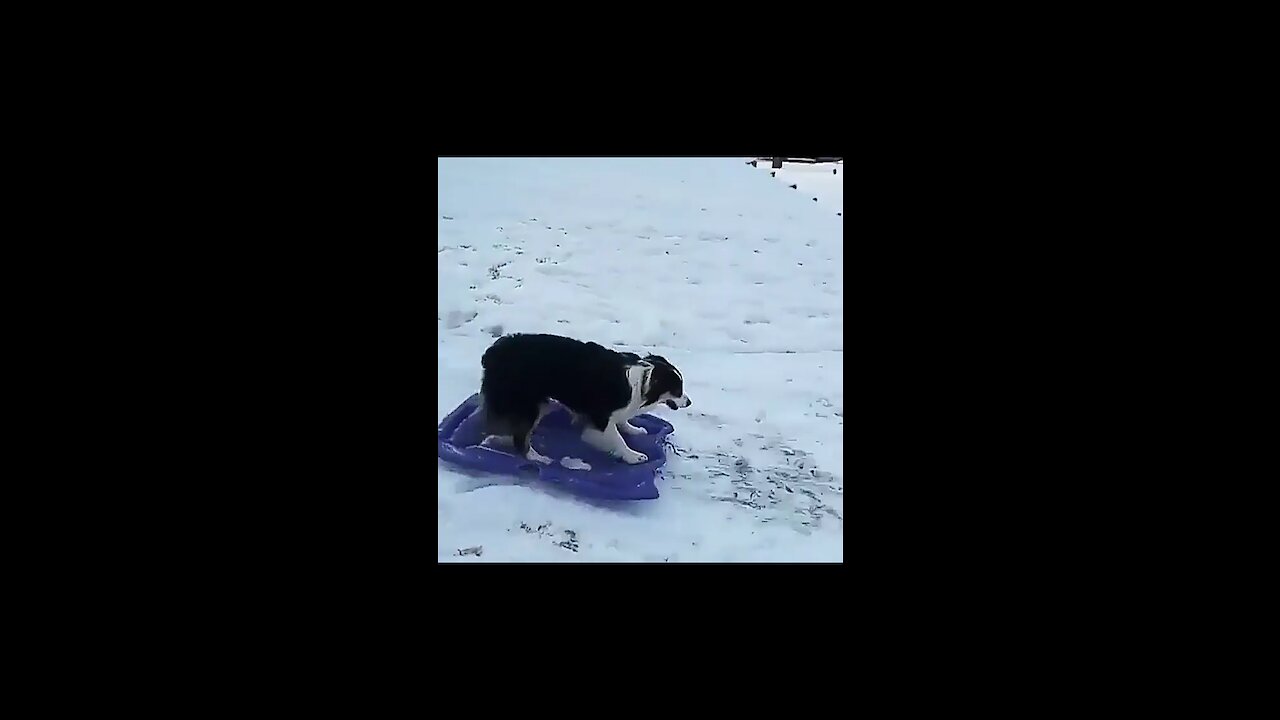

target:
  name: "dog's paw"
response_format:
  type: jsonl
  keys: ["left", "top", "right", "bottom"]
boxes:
{"left": 619, "top": 422, "right": 648, "bottom": 436}
{"left": 525, "top": 447, "right": 553, "bottom": 465}
{"left": 619, "top": 450, "right": 648, "bottom": 465}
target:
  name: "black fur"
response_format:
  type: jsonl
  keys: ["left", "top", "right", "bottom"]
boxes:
{"left": 480, "top": 334, "right": 638, "bottom": 452}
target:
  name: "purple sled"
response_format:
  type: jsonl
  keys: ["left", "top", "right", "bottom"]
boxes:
{"left": 437, "top": 393, "right": 674, "bottom": 500}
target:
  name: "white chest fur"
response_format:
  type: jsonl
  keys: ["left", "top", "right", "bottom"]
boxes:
{"left": 616, "top": 364, "right": 650, "bottom": 422}
{"left": 574, "top": 364, "right": 653, "bottom": 464}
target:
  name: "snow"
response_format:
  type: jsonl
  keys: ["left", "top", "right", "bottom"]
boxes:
{"left": 438, "top": 158, "right": 843, "bottom": 562}
{"left": 752, "top": 159, "right": 844, "bottom": 214}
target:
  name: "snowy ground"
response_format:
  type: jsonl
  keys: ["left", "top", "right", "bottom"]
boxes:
{"left": 751, "top": 159, "right": 844, "bottom": 213}
{"left": 438, "top": 158, "right": 843, "bottom": 562}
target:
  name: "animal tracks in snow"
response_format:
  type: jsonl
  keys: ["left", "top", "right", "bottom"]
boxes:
{"left": 445, "top": 309, "right": 477, "bottom": 329}
{"left": 664, "top": 437, "right": 843, "bottom": 535}
{"left": 518, "top": 522, "right": 581, "bottom": 553}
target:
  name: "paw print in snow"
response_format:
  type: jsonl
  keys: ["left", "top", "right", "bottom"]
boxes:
{"left": 558, "top": 530, "right": 580, "bottom": 553}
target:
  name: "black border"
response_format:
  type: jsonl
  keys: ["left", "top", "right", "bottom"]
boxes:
{"left": 104, "top": 59, "right": 1148, "bottom": 641}
{"left": 430, "top": 154, "right": 849, "bottom": 628}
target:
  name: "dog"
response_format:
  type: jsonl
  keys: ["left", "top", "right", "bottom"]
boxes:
{"left": 478, "top": 333, "right": 691, "bottom": 465}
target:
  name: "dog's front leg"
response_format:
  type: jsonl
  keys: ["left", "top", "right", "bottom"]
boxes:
{"left": 582, "top": 423, "right": 648, "bottom": 464}
{"left": 617, "top": 418, "right": 648, "bottom": 436}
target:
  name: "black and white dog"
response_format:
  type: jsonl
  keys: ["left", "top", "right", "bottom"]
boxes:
{"left": 478, "top": 333, "right": 692, "bottom": 465}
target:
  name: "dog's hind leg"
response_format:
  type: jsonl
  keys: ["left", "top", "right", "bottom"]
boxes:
{"left": 478, "top": 399, "right": 514, "bottom": 446}
{"left": 534, "top": 401, "right": 554, "bottom": 428}
{"left": 510, "top": 405, "right": 553, "bottom": 465}
{"left": 522, "top": 401, "right": 556, "bottom": 464}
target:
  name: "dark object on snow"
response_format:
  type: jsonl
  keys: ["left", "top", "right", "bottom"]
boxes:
{"left": 770, "top": 171, "right": 776, "bottom": 177}
{"left": 789, "top": 184, "right": 797, "bottom": 189}
{"left": 750, "top": 160, "right": 758, "bottom": 167}
{"left": 768, "top": 157, "right": 843, "bottom": 165}
{"left": 813, "top": 197, "right": 818, "bottom": 201}
{"left": 772, "top": 158, "right": 783, "bottom": 169}
{"left": 833, "top": 168, "right": 837, "bottom": 174}
{"left": 838, "top": 212, "right": 842, "bottom": 216}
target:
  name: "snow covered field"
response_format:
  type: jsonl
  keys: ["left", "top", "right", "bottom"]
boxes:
{"left": 752, "top": 159, "right": 844, "bottom": 213}
{"left": 438, "top": 158, "right": 843, "bottom": 562}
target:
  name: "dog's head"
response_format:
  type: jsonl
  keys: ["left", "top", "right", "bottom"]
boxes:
{"left": 640, "top": 354, "right": 692, "bottom": 410}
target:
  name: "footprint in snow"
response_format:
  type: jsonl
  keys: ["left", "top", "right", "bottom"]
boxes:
{"left": 445, "top": 310, "right": 478, "bottom": 329}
